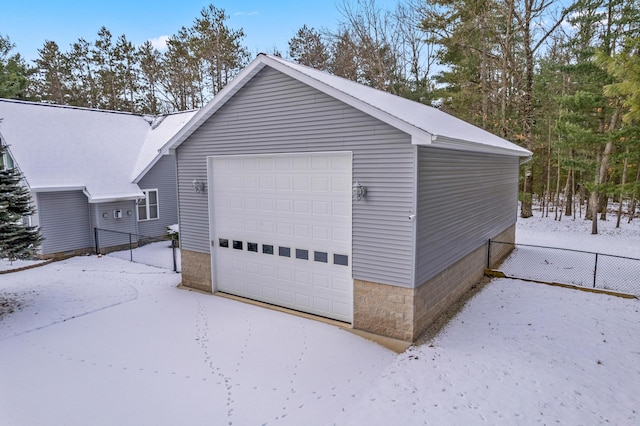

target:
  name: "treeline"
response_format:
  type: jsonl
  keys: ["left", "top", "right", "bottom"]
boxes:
{"left": 0, "top": 2, "right": 434, "bottom": 113}
{"left": 1, "top": 0, "right": 639, "bottom": 233}
{"left": 3, "top": 5, "right": 249, "bottom": 113}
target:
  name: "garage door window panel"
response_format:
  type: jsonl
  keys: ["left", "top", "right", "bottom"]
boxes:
{"left": 279, "top": 246, "right": 291, "bottom": 257}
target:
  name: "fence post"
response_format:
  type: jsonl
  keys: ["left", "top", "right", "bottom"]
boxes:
{"left": 487, "top": 239, "right": 491, "bottom": 268}
{"left": 593, "top": 252, "right": 598, "bottom": 288}
{"left": 172, "top": 239, "right": 178, "bottom": 273}
{"left": 94, "top": 228, "right": 99, "bottom": 254}
{"left": 129, "top": 233, "right": 133, "bottom": 262}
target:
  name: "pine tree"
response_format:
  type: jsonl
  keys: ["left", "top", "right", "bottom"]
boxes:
{"left": 0, "top": 144, "right": 43, "bottom": 260}
{"left": 32, "top": 40, "right": 71, "bottom": 104}
{"left": 289, "top": 25, "right": 330, "bottom": 70}
{"left": 0, "top": 34, "right": 30, "bottom": 99}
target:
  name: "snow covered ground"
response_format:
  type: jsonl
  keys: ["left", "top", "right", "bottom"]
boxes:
{"left": 516, "top": 210, "right": 640, "bottom": 258}
{"left": 0, "top": 257, "right": 46, "bottom": 272}
{"left": 106, "top": 240, "right": 181, "bottom": 271}
{"left": 0, "top": 214, "right": 638, "bottom": 425}
{"left": 335, "top": 279, "right": 639, "bottom": 425}
{"left": 0, "top": 256, "right": 394, "bottom": 425}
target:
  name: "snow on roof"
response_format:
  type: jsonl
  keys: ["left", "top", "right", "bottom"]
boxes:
{"left": 0, "top": 99, "right": 193, "bottom": 202}
{"left": 132, "top": 110, "right": 198, "bottom": 182}
{"left": 163, "top": 54, "right": 531, "bottom": 158}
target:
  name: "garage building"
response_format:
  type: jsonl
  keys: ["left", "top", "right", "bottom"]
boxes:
{"left": 162, "top": 54, "right": 531, "bottom": 341}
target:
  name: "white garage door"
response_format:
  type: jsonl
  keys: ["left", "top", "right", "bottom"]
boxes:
{"left": 208, "top": 152, "right": 353, "bottom": 323}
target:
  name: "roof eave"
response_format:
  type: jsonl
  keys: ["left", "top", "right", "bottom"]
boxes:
{"left": 30, "top": 185, "right": 86, "bottom": 193}
{"left": 87, "top": 195, "right": 143, "bottom": 204}
{"left": 132, "top": 151, "right": 167, "bottom": 184}
{"left": 426, "top": 135, "right": 533, "bottom": 158}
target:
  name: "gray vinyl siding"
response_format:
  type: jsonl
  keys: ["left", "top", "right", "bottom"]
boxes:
{"left": 177, "top": 67, "right": 415, "bottom": 287}
{"left": 37, "top": 191, "right": 92, "bottom": 254}
{"left": 414, "top": 146, "right": 519, "bottom": 285}
{"left": 91, "top": 201, "right": 138, "bottom": 249}
{"left": 137, "top": 154, "right": 178, "bottom": 238}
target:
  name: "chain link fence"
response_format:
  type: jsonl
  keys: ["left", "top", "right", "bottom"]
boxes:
{"left": 94, "top": 228, "right": 180, "bottom": 272}
{"left": 488, "top": 240, "right": 640, "bottom": 297}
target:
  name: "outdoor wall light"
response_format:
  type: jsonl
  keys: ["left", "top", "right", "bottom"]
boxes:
{"left": 353, "top": 180, "right": 367, "bottom": 202}
{"left": 192, "top": 179, "right": 206, "bottom": 193}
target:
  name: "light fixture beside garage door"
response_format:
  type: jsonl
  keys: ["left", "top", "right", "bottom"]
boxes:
{"left": 192, "top": 179, "right": 205, "bottom": 193}
{"left": 353, "top": 180, "right": 367, "bottom": 201}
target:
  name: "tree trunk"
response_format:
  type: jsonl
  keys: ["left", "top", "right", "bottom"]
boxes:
{"left": 554, "top": 151, "right": 561, "bottom": 221}
{"left": 500, "top": 0, "right": 514, "bottom": 138}
{"left": 480, "top": 13, "right": 488, "bottom": 130}
{"left": 596, "top": 102, "right": 621, "bottom": 222}
{"left": 579, "top": 176, "right": 584, "bottom": 218}
{"left": 564, "top": 169, "right": 573, "bottom": 216}
{"left": 522, "top": 169, "right": 533, "bottom": 218}
{"left": 518, "top": 0, "right": 568, "bottom": 218}
{"left": 545, "top": 116, "right": 552, "bottom": 217}
{"left": 571, "top": 166, "right": 580, "bottom": 220}
{"left": 588, "top": 149, "right": 601, "bottom": 233}
{"left": 616, "top": 146, "right": 629, "bottom": 228}
{"left": 629, "top": 164, "right": 640, "bottom": 223}
{"left": 599, "top": 193, "right": 608, "bottom": 221}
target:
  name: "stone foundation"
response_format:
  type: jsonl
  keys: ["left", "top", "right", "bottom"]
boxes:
{"left": 488, "top": 225, "right": 517, "bottom": 268}
{"left": 412, "top": 224, "right": 516, "bottom": 340}
{"left": 40, "top": 247, "right": 94, "bottom": 260}
{"left": 353, "top": 280, "right": 414, "bottom": 341}
{"left": 353, "top": 224, "right": 516, "bottom": 342}
{"left": 181, "top": 249, "right": 212, "bottom": 293}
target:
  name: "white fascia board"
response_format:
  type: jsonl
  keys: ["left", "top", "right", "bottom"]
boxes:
{"left": 132, "top": 151, "right": 164, "bottom": 184}
{"left": 133, "top": 148, "right": 178, "bottom": 184}
{"left": 78, "top": 186, "right": 144, "bottom": 203}
{"left": 429, "top": 136, "right": 533, "bottom": 158}
{"left": 87, "top": 195, "right": 142, "bottom": 204}
{"left": 31, "top": 185, "right": 86, "bottom": 193}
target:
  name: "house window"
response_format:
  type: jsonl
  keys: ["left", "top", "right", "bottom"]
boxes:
{"left": 137, "top": 189, "right": 159, "bottom": 221}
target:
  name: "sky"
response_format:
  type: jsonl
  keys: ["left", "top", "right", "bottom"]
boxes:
{"left": 1, "top": 0, "right": 399, "bottom": 63}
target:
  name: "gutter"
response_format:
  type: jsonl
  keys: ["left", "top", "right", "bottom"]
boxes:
{"left": 519, "top": 155, "right": 533, "bottom": 165}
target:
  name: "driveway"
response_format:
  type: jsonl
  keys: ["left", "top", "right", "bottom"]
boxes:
{"left": 0, "top": 256, "right": 395, "bottom": 426}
